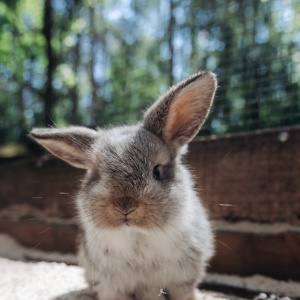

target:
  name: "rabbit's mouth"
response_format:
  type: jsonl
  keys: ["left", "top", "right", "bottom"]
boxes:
{"left": 117, "top": 206, "right": 139, "bottom": 226}
{"left": 111, "top": 198, "right": 142, "bottom": 226}
{"left": 118, "top": 207, "right": 148, "bottom": 228}
{"left": 90, "top": 198, "right": 166, "bottom": 231}
{"left": 124, "top": 218, "right": 132, "bottom": 226}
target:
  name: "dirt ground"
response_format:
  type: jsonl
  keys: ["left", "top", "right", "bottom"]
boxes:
{"left": 0, "top": 234, "right": 299, "bottom": 300}
{"left": 0, "top": 256, "right": 240, "bottom": 300}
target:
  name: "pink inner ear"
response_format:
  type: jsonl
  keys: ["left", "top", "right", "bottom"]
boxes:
{"left": 163, "top": 89, "right": 205, "bottom": 142}
{"left": 162, "top": 73, "right": 216, "bottom": 145}
{"left": 164, "top": 94, "right": 191, "bottom": 139}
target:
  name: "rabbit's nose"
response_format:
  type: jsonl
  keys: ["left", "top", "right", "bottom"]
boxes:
{"left": 113, "top": 197, "right": 139, "bottom": 215}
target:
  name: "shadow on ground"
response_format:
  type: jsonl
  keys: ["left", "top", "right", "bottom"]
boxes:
{"left": 53, "top": 289, "right": 96, "bottom": 300}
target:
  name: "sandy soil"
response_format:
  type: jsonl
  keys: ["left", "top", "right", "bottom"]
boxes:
{"left": 0, "top": 233, "right": 298, "bottom": 300}
{"left": 0, "top": 257, "right": 237, "bottom": 300}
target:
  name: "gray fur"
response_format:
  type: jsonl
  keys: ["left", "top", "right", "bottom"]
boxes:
{"left": 29, "top": 71, "right": 217, "bottom": 300}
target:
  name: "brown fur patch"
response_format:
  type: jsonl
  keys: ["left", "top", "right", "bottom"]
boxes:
{"left": 91, "top": 197, "right": 168, "bottom": 231}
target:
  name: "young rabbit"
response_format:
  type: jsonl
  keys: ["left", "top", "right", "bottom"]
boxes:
{"left": 30, "top": 71, "right": 217, "bottom": 300}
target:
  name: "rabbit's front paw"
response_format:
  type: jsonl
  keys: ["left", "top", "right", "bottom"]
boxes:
{"left": 191, "top": 289, "right": 203, "bottom": 300}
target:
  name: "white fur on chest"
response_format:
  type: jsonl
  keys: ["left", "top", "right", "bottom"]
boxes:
{"left": 82, "top": 223, "right": 196, "bottom": 291}
{"left": 86, "top": 224, "right": 186, "bottom": 271}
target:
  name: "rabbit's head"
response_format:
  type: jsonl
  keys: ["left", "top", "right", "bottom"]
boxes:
{"left": 30, "top": 72, "right": 217, "bottom": 232}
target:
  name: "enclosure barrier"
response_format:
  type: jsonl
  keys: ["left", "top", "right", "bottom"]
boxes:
{"left": 0, "top": 127, "right": 299, "bottom": 280}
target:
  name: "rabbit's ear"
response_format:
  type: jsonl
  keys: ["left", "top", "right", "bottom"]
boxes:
{"left": 143, "top": 71, "right": 217, "bottom": 151}
{"left": 29, "top": 127, "right": 98, "bottom": 169}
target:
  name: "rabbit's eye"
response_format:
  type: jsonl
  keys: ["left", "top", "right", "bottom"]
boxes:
{"left": 153, "top": 165, "right": 161, "bottom": 180}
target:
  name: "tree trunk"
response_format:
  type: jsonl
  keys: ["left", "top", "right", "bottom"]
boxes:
{"left": 89, "top": 5, "right": 99, "bottom": 126}
{"left": 247, "top": 1, "right": 260, "bottom": 130}
{"left": 239, "top": 1, "right": 260, "bottom": 130}
{"left": 43, "top": 0, "right": 55, "bottom": 127}
{"left": 220, "top": 23, "right": 233, "bottom": 131}
{"left": 168, "top": 0, "right": 175, "bottom": 86}
{"left": 70, "top": 34, "right": 80, "bottom": 124}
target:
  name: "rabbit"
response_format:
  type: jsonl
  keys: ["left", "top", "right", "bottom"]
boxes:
{"left": 29, "top": 71, "right": 217, "bottom": 300}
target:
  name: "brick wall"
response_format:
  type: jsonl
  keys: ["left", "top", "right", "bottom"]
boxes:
{"left": 0, "top": 127, "right": 299, "bottom": 280}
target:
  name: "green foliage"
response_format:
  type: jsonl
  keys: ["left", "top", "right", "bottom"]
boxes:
{"left": 0, "top": 0, "right": 299, "bottom": 146}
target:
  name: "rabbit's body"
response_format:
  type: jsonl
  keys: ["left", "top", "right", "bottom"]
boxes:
{"left": 30, "top": 72, "right": 217, "bottom": 300}
{"left": 80, "top": 217, "right": 212, "bottom": 300}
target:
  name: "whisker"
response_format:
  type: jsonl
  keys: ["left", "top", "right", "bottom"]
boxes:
{"left": 217, "top": 240, "right": 232, "bottom": 252}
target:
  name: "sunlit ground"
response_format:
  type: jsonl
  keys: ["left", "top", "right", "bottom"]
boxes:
{"left": 0, "top": 234, "right": 299, "bottom": 300}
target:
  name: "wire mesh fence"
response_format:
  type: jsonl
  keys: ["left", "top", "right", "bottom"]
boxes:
{"left": 199, "top": 0, "right": 300, "bottom": 135}
{"left": 0, "top": 0, "right": 300, "bottom": 147}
